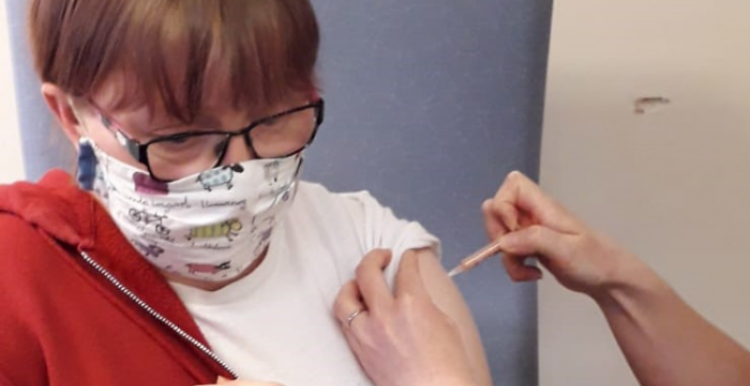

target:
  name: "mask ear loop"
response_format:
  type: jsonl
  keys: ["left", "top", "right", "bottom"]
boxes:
{"left": 292, "top": 153, "right": 304, "bottom": 179}
{"left": 68, "top": 98, "right": 98, "bottom": 191}
{"left": 76, "top": 138, "right": 98, "bottom": 191}
{"left": 282, "top": 154, "right": 305, "bottom": 202}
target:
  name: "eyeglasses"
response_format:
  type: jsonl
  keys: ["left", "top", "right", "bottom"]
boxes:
{"left": 90, "top": 99, "right": 325, "bottom": 182}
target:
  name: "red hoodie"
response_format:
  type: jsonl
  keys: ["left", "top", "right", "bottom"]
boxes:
{"left": 0, "top": 170, "right": 235, "bottom": 386}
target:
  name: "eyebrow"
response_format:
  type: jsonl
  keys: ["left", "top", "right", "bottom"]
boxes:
{"left": 146, "top": 114, "right": 231, "bottom": 136}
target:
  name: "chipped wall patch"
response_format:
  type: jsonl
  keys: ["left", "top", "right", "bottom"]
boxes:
{"left": 635, "top": 96, "right": 671, "bottom": 115}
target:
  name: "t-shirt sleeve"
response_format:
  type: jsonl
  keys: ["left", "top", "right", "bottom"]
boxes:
{"left": 339, "top": 191, "right": 441, "bottom": 286}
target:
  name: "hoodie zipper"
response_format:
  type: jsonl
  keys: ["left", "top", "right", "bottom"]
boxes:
{"left": 78, "top": 250, "right": 239, "bottom": 379}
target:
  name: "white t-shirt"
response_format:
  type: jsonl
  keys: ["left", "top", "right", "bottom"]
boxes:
{"left": 170, "top": 182, "right": 440, "bottom": 385}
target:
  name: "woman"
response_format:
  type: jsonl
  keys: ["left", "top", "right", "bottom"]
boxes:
{"left": 0, "top": 1, "right": 492, "bottom": 385}
{"left": 336, "top": 171, "right": 750, "bottom": 386}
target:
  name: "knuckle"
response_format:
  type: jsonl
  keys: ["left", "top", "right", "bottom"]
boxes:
{"left": 372, "top": 248, "right": 391, "bottom": 259}
{"left": 333, "top": 299, "right": 346, "bottom": 317}
{"left": 334, "top": 281, "right": 354, "bottom": 300}
{"left": 332, "top": 298, "right": 342, "bottom": 313}
{"left": 529, "top": 225, "right": 545, "bottom": 240}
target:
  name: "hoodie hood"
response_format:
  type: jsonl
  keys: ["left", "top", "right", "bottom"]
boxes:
{"left": 0, "top": 169, "right": 230, "bottom": 379}
{"left": 0, "top": 169, "right": 96, "bottom": 249}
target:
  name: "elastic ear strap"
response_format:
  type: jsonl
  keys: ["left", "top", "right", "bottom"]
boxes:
{"left": 67, "top": 97, "right": 80, "bottom": 121}
{"left": 67, "top": 97, "right": 92, "bottom": 136}
{"left": 77, "top": 138, "right": 98, "bottom": 191}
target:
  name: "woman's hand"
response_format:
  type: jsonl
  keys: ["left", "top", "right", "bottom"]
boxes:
{"left": 334, "top": 250, "right": 477, "bottom": 386}
{"left": 485, "top": 171, "right": 645, "bottom": 297}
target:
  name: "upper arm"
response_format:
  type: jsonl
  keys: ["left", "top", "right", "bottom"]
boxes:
{"left": 414, "top": 247, "right": 493, "bottom": 386}
{"left": 336, "top": 190, "right": 491, "bottom": 382}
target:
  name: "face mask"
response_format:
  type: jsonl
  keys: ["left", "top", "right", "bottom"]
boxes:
{"left": 84, "top": 138, "right": 302, "bottom": 282}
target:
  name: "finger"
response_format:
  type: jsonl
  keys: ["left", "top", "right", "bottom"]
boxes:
{"left": 518, "top": 209, "right": 538, "bottom": 228}
{"left": 493, "top": 171, "right": 575, "bottom": 231}
{"left": 491, "top": 199, "right": 521, "bottom": 233}
{"left": 501, "top": 254, "right": 543, "bottom": 282}
{"left": 394, "top": 250, "right": 429, "bottom": 299}
{"left": 217, "top": 376, "right": 231, "bottom": 384}
{"left": 491, "top": 173, "right": 525, "bottom": 232}
{"left": 341, "top": 324, "right": 365, "bottom": 361}
{"left": 333, "top": 281, "right": 371, "bottom": 346}
{"left": 355, "top": 249, "right": 394, "bottom": 313}
{"left": 482, "top": 199, "right": 508, "bottom": 241}
{"left": 334, "top": 281, "right": 366, "bottom": 326}
{"left": 498, "top": 225, "right": 566, "bottom": 263}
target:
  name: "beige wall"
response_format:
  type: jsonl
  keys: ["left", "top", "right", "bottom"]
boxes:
{"left": 0, "top": 1, "right": 25, "bottom": 183}
{"left": 540, "top": 1, "right": 750, "bottom": 385}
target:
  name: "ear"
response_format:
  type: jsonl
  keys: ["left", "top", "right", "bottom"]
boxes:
{"left": 41, "top": 83, "right": 84, "bottom": 146}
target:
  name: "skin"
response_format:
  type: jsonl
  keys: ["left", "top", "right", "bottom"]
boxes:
{"left": 335, "top": 171, "right": 750, "bottom": 386}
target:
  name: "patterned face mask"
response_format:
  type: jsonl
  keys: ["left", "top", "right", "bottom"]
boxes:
{"left": 84, "top": 137, "right": 302, "bottom": 282}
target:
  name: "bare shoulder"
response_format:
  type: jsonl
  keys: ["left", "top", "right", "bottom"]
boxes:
{"left": 414, "top": 248, "right": 494, "bottom": 386}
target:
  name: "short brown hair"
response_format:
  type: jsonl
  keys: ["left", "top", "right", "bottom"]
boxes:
{"left": 29, "top": 0, "right": 320, "bottom": 122}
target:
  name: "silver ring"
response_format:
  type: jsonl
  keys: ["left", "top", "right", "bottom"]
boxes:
{"left": 346, "top": 308, "right": 364, "bottom": 328}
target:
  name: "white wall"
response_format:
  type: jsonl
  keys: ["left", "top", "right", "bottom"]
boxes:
{"left": 539, "top": 1, "right": 750, "bottom": 386}
{"left": 0, "top": 0, "right": 25, "bottom": 183}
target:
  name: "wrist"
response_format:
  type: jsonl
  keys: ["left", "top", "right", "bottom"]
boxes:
{"left": 592, "top": 250, "right": 669, "bottom": 310}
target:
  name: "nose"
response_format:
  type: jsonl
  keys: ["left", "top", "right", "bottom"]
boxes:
{"left": 220, "top": 134, "right": 256, "bottom": 166}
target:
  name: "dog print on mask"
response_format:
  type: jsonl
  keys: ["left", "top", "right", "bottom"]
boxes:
{"left": 186, "top": 261, "right": 232, "bottom": 275}
{"left": 197, "top": 164, "right": 245, "bottom": 192}
{"left": 128, "top": 208, "right": 171, "bottom": 236}
{"left": 188, "top": 219, "right": 243, "bottom": 242}
{"left": 131, "top": 239, "right": 165, "bottom": 259}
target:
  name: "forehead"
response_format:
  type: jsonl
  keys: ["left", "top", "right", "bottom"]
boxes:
{"left": 91, "top": 69, "right": 311, "bottom": 133}
{"left": 68, "top": 1, "right": 319, "bottom": 126}
{"left": 92, "top": 64, "right": 239, "bottom": 118}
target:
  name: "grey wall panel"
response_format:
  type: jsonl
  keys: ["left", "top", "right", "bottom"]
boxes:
{"left": 5, "top": 0, "right": 73, "bottom": 180}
